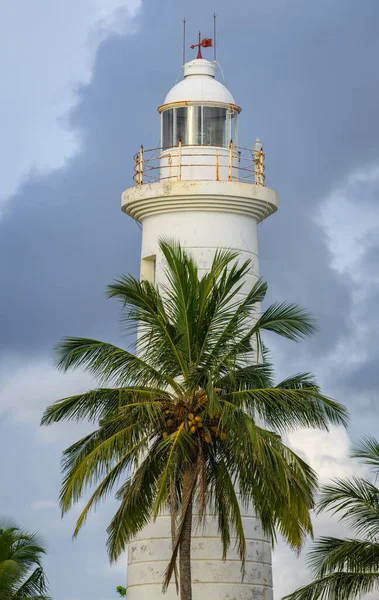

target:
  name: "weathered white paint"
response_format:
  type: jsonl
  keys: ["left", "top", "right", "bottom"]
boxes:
{"left": 127, "top": 511, "right": 272, "bottom": 600}
{"left": 122, "top": 180, "right": 277, "bottom": 222}
{"left": 121, "top": 56, "right": 278, "bottom": 599}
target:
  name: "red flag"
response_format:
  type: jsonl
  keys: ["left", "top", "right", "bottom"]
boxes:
{"left": 200, "top": 38, "right": 212, "bottom": 48}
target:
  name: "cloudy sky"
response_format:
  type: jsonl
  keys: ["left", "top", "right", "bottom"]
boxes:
{"left": 1, "top": 0, "right": 379, "bottom": 598}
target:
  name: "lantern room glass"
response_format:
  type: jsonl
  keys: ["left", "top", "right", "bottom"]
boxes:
{"left": 161, "top": 106, "right": 238, "bottom": 148}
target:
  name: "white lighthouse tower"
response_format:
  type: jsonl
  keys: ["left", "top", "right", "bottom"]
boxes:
{"left": 121, "top": 39, "right": 278, "bottom": 600}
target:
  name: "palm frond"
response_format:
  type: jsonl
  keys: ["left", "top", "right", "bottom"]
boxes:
{"left": 231, "top": 386, "right": 348, "bottom": 432}
{"left": 276, "top": 373, "right": 319, "bottom": 390}
{"left": 159, "top": 239, "right": 199, "bottom": 367}
{"left": 308, "top": 537, "right": 379, "bottom": 577}
{"left": 204, "top": 278, "right": 268, "bottom": 373}
{"left": 72, "top": 434, "right": 151, "bottom": 536}
{"left": 218, "top": 362, "right": 273, "bottom": 389}
{"left": 351, "top": 436, "right": 379, "bottom": 471}
{"left": 221, "top": 416, "right": 316, "bottom": 549}
{"left": 106, "top": 442, "right": 167, "bottom": 561}
{"left": 15, "top": 567, "right": 51, "bottom": 600}
{"left": 317, "top": 477, "right": 379, "bottom": 539}
{"left": 54, "top": 337, "right": 181, "bottom": 393}
{"left": 252, "top": 301, "right": 317, "bottom": 342}
{"left": 207, "top": 453, "right": 246, "bottom": 564}
{"left": 41, "top": 386, "right": 169, "bottom": 425}
{"left": 283, "top": 571, "right": 379, "bottom": 600}
{"left": 153, "top": 423, "right": 187, "bottom": 519}
{"left": 107, "top": 266, "right": 189, "bottom": 378}
{"left": 59, "top": 410, "right": 157, "bottom": 514}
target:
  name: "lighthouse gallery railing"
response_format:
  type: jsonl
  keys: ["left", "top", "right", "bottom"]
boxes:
{"left": 133, "top": 142, "right": 265, "bottom": 186}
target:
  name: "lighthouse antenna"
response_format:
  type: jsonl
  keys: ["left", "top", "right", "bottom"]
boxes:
{"left": 213, "top": 13, "right": 217, "bottom": 62}
{"left": 182, "top": 17, "right": 186, "bottom": 65}
{"left": 197, "top": 31, "right": 202, "bottom": 59}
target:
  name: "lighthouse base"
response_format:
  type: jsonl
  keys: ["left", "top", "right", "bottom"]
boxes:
{"left": 127, "top": 512, "right": 273, "bottom": 600}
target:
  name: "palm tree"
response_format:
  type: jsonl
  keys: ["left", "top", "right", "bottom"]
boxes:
{"left": 0, "top": 519, "right": 50, "bottom": 600}
{"left": 41, "top": 241, "right": 348, "bottom": 600}
{"left": 284, "top": 437, "right": 379, "bottom": 600}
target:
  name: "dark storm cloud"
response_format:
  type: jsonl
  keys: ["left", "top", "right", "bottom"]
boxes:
{"left": 0, "top": 39, "right": 144, "bottom": 356}
{"left": 317, "top": 229, "right": 379, "bottom": 436}
{"left": 2, "top": 0, "right": 378, "bottom": 365}
{"left": 334, "top": 240, "right": 379, "bottom": 399}
{"left": 347, "top": 356, "right": 379, "bottom": 396}
{"left": 163, "top": 0, "right": 379, "bottom": 357}
{"left": 360, "top": 239, "right": 379, "bottom": 279}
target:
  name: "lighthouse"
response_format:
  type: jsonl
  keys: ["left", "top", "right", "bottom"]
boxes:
{"left": 121, "top": 40, "right": 278, "bottom": 600}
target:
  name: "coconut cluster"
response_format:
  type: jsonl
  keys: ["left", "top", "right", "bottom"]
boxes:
{"left": 160, "top": 392, "right": 227, "bottom": 444}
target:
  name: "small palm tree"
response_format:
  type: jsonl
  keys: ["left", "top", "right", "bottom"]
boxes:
{"left": 0, "top": 519, "right": 50, "bottom": 600}
{"left": 41, "top": 241, "right": 348, "bottom": 600}
{"left": 284, "top": 437, "right": 379, "bottom": 600}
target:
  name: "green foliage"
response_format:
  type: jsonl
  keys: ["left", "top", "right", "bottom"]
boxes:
{"left": 284, "top": 437, "right": 379, "bottom": 600}
{"left": 41, "top": 240, "right": 348, "bottom": 594}
{"left": 116, "top": 585, "right": 126, "bottom": 597}
{"left": 0, "top": 518, "right": 51, "bottom": 600}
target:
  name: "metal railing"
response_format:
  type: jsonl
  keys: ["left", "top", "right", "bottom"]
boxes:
{"left": 133, "top": 141, "right": 265, "bottom": 186}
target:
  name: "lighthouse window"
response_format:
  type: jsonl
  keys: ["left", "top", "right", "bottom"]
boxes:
{"left": 176, "top": 107, "right": 187, "bottom": 145}
{"left": 203, "top": 107, "right": 227, "bottom": 146}
{"left": 161, "top": 106, "right": 238, "bottom": 148}
{"left": 162, "top": 110, "right": 173, "bottom": 148}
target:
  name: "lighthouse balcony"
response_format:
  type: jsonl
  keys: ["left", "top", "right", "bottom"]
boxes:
{"left": 133, "top": 142, "right": 266, "bottom": 186}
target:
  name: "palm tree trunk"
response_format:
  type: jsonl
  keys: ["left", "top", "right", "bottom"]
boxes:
{"left": 179, "top": 469, "right": 194, "bottom": 600}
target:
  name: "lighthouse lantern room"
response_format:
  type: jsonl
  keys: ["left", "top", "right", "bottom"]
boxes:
{"left": 122, "top": 35, "right": 278, "bottom": 600}
{"left": 158, "top": 58, "right": 240, "bottom": 182}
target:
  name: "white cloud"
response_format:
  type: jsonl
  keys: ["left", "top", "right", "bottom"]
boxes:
{"left": 273, "top": 427, "right": 368, "bottom": 598}
{"left": 0, "top": 0, "right": 141, "bottom": 207}
{"left": 316, "top": 164, "right": 379, "bottom": 280}
{"left": 288, "top": 426, "right": 363, "bottom": 481}
{"left": 0, "top": 357, "right": 95, "bottom": 443}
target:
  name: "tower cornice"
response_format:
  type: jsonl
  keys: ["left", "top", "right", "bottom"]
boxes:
{"left": 121, "top": 180, "right": 277, "bottom": 223}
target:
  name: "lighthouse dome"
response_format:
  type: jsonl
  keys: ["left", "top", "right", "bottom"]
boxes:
{"left": 159, "top": 59, "right": 240, "bottom": 149}
{"left": 162, "top": 59, "right": 237, "bottom": 107}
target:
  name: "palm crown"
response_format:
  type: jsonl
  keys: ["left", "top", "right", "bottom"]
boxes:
{"left": 41, "top": 241, "right": 348, "bottom": 598}
{"left": 284, "top": 437, "right": 379, "bottom": 600}
{"left": 0, "top": 519, "right": 50, "bottom": 600}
